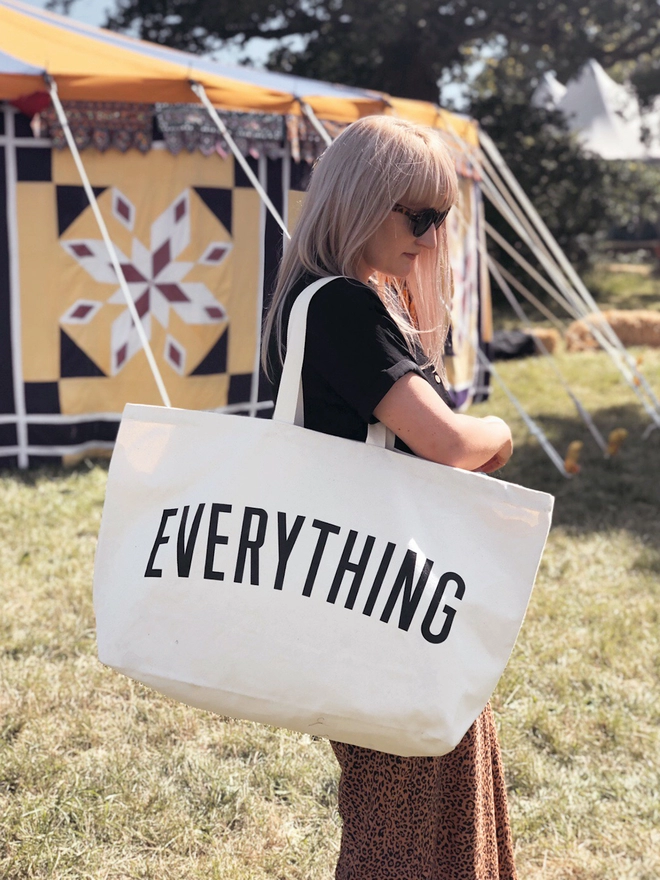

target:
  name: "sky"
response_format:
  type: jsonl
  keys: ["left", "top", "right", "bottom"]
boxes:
{"left": 21, "top": 0, "right": 284, "bottom": 66}
{"left": 23, "top": 0, "right": 109, "bottom": 27}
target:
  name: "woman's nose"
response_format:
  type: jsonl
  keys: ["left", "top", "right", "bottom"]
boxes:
{"left": 417, "top": 224, "right": 438, "bottom": 249}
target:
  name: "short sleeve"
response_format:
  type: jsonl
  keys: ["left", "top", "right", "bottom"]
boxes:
{"left": 303, "top": 278, "right": 425, "bottom": 422}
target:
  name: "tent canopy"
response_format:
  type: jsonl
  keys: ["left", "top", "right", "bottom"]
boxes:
{"left": 0, "top": 0, "right": 477, "bottom": 140}
{"left": 0, "top": 0, "right": 387, "bottom": 118}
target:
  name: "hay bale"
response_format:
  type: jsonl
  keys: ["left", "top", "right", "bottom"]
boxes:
{"left": 565, "top": 318, "right": 601, "bottom": 352}
{"left": 530, "top": 327, "right": 561, "bottom": 354}
{"left": 566, "top": 310, "right": 660, "bottom": 352}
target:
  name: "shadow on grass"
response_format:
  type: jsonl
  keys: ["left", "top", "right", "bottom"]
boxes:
{"left": 501, "top": 402, "right": 660, "bottom": 541}
{"left": 0, "top": 457, "right": 110, "bottom": 486}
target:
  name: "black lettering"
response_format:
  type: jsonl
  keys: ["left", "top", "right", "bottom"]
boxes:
{"left": 302, "top": 519, "right": 341, "bottom": 597}
{"left": 327, "top": 530, "right": 376, "bottom": 605}
{"left": 421, "top": 572, "right": 466, "bottom": 644}
{"left": 144, "top": 508, "right": 178, "bottom": 577}
{"left": 234, "top": 507, "right": 268, "bottom": 585}
{"left": 176, "top": 504, "right": 205, "bottom": 577}
{"left": 362, "top": 542, "right": 396, "bottom": 616}
{"left": 380, "top": 550, "right": 433, "bottom": 631}
{"left": 204, "top": 503, "right": 232, "bottom": 581}
{"left": 274, "top": 512, "right": 305, "bottom": 590}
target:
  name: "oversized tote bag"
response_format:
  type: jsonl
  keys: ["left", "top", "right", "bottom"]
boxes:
{"left": 94, "top": 277, "right": 554, "bottom": 757}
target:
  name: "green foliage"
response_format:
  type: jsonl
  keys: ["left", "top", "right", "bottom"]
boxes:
{"left": 630, "top": 57, "right": 660, "bottom": 111}
{"left": 93, "top": 0, "right": 660, "bottom": 104}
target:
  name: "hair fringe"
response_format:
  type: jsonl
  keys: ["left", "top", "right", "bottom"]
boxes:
{"left": 262, "top": 116, "right": 459, "bottom": 380}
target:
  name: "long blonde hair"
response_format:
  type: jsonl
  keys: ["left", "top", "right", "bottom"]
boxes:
{"left": 262, "top": 115, "right": 458, "bottom": 377}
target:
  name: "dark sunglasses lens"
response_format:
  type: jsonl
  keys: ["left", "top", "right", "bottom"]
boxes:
{"left": 411, "top": 209, "right": 449, "bottom": 236}
{"left": 412, "top": 213, "right": 434, "bottom": 237}
{"left": 436, "top": 208, "right": 450, "bottom": 228}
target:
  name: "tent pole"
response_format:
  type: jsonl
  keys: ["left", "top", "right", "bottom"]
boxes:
{"left": 444, "top": 126, "right": 580, "bottom": 316}
{"left": 487, "top": 257, "right": 609, "bottom": 455}
{"left": 297, "top": 100, "right": 333, "bottom": 147}
{"left": 483, "top": 188, "right": 660, "bottom": 427}
{"left": 453, "top": 195, "right": 608, "bottom": 454}
{"left": 479, "top": 130, "right": 660, "bottom": 411}
{"left": 430, "top": 125, "right": 660, "bottom": 445}
{"left": 484, "top": 218, "right": 578, "bottom": 317}
{"left": 447, "top": 196, "right": 574, "bottom": 472}
{"left": 479, "top": 148, "right": 571, "bottom": 279}
{"left": 45, "top": 76, "right": 171, "bottom": 408}
{"left": 489, "top": 257, "right": 566, "bottom": 331}
{"left": 442, "top": 126, "right": 660, "bottom": 450}
{"left": 481, "top": 178, "right": 590, "bottom": 317}
{"left": 480, "top": 131, "right": 624, "bottom": 335}
{"left": 454, "top": 125, "right": 660, "bottom": 416}
{"left": 190, "top": 81, "right": 291, "bottom": 241}
{"left": 4, "top": 105, "right": 29, "bottom": 467}
{"left": 481, "top": 160, "right": 629, "bottom": 341}
{"left": 476, "top": 350, "right": 571, "bottom": 478}
{"left": 440, "top": 128, "right": 583, "bottom": 317}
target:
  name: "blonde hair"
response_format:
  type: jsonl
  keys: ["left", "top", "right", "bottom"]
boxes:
{"left": 262, "top": 115, "right": 459, "bottom": 377}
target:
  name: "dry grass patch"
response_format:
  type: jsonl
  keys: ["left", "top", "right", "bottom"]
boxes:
{"left": 1, "top": 344, "right": 660, "bottom": 879}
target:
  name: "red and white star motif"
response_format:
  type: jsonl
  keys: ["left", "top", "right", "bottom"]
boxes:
{"left": 61, "top": 189, "right": 232, "bottom": 375}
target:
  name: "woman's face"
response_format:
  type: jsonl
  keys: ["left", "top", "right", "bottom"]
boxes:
{"left": 358, "top": 206, "right": 438, "bottom": 283}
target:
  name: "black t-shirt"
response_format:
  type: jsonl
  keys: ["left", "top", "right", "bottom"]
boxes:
{"left": 267, "top": 275, "right": 453, "bottom": 454}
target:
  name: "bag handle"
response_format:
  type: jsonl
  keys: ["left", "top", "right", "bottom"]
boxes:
{"left": 272, "top": 277, "right": 395, "bottom": 450}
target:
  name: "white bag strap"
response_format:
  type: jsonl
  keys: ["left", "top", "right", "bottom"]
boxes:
{"left": 272, "top": 277, "right": 396, "bottom": 450}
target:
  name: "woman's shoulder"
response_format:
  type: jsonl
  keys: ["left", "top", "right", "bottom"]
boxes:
{"left": 299, "top": 275, "right": 394, "bottom": 324}
{"left": 288, "top": 274, "right": 382, "bottom": 310}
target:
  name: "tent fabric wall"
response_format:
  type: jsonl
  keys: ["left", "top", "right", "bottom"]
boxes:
{"left": 0, "top": 103, "right": 298, "bottom": 466}
{"left": 445, "top": 178, "right": 491, "bottom": 410}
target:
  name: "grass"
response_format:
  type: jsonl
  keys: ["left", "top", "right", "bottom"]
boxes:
{"left": 2, "top": 341, "right": 660, "bottom": 878}
{"left": 476, "top": 345, "right": 660, "bottom": 879}
{"left": 585, "top": 262, "right": 660, "bottom": 313}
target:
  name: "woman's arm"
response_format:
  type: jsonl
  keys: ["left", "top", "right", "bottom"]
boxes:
{"left": 373, "top": 373, "right": 513, "bottom": 472}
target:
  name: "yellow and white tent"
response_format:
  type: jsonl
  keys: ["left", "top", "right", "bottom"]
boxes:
{"left": 0, "top": 0, "right": 489, "bottom": 467}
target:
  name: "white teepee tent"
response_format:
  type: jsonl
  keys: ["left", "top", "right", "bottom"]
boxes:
{"left": 533, "top": 60, "right": 660, "bottom": 161}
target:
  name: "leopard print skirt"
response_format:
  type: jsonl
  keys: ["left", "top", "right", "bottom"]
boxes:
{"left": 331, "top": 703, "right": 517, "bottom": 880}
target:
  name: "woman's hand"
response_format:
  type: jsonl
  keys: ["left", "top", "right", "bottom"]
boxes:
{"left": 473, "top": 417, "right": 513, "bottom": 472}
{"left": 471, "top": 444, "right": 513, "bottom": 473}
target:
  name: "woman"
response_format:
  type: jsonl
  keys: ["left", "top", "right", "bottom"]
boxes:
{"left": 263, "top": 116, "right": 516, "bottom": 880}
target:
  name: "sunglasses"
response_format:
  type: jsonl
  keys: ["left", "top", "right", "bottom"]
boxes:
{"left": 392, "top": 203, "right": 451, "bottom": 237}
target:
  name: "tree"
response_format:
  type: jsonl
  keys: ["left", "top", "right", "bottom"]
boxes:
{"left": 92, "top": 0, "right": 660, "bottom": 104}
{"left": 468, "top": 60, "right": 660, "bottom": 307}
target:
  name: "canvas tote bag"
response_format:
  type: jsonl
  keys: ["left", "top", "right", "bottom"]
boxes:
{"left": 94, "top": 277, "right": 554, "bottom": 756}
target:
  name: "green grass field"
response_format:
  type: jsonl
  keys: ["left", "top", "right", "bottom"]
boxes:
{"left": 2, "top": 270, "right": 660, "bottom": 878}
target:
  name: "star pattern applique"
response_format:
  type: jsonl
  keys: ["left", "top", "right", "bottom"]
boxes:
{"left": 61, "top": 189, "right": 232, "bottom": 375}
